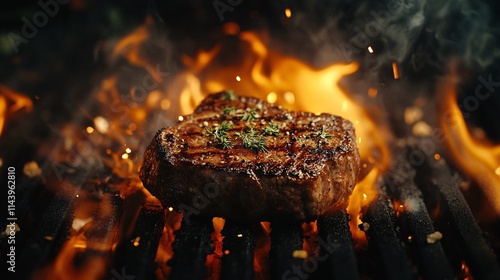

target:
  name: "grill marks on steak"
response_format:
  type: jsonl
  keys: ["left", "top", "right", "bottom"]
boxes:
{"left": 140, "top": 92, "right": 360, "bottom": 222}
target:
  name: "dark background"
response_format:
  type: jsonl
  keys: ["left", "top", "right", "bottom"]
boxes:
{"left": 0, "top": 0, "right": 499, "bottom": 170}
{"left": 0, "top": 1, "right": 499, "bottom": 277}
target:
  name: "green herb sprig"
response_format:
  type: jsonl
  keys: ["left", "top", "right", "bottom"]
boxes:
{"left": 263, "top": 122, "right": 281, "bottom": 136}
{"left": 235, "top": 126, "right": 268, "bottom": 152}
{"left": 206, "top": 121, "right": 234, "bottom": 149}
{"left": 241, "top": 108, "right": 259, "bottom": 122}
{"left": 222, "top": 90, "right": 236, "bottom": 101}
{"left": 223, "top": 106, "right": 236, "bottom": 115}
{"left": 316, "top": 125, "right": 332, "bottom": 139}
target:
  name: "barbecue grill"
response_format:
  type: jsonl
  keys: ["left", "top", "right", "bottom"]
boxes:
{"left": 3, "top": 139, "right": 499, "bottom": 279}
{"left": 1, "top": 1, "right": 500, "bottom": 279}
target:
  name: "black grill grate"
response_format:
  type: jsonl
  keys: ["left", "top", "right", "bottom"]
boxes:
{"left": 3, "top": 141, "right": 500, "bottom": 280}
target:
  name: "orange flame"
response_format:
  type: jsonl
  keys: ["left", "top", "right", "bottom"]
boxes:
{"left": 438, "top": 72, "right": 500, "bottom": 216}
{"left": 0, "top": 84, "right": 33, "bottom": 137}
{"left": 169, "top": 29, "right": 390, "bottom": 242}
{"left": 45, "top": 19, "right": 392, "bottom": 278}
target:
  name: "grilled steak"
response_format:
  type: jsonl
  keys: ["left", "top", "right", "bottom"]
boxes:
{"left": 139, "top": 91, "right": 360, "bottom": 222}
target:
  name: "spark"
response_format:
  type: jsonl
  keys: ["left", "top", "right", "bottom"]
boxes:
{"left": 283, "top": 91, "right": 295, "bottom": 104}
{"left": 106, "top": 149, "right": 112, "bottom": 155}
{"left": 368, "top": 88, "right": 378, "bottom": 98}
{"left": 235, "top": 75, "right": 241, "bottom": 82}
{"left": 368, "top": 46, "right": 374, "bottom": 53}
{"left": 76, "top": 194, "right": 80, "bottom": 198}
{"left": 132, "top": 237, "right": 141, "bottom": 247}
{"left": 358, "top": 137, "right": 362, "bottom": 144}
{"left": 362, "top": 193, "right": 367, "bottom": 200}
{"left": 392, "top": 62, "right": 400, "bottom": 80}
{"left": 86, "top": 126, "right": 94, "bottom": 133}
{"left": 224, "top": 250, "right": 230, "bottom": 255}
{"left": 292, "top": 250, "right": 308, "bottom": 259}
{"left": 168, "top": 207, "right": 173, "bottom": 211}
{"left": 285, "top": 8, "right": 292, "bottom": 18}
{"left": 125, "top": 148, "right": 132, "bottom": 153}
{"left": 178, "top": 116, "right": 184, "bottom": 121}
{"left": 161, "top": 99, "right": 171, "bottom": 110}
{"left": 122, "top": 153, "right": 129, "bottom": 159}
{"left": 94, "top": 116, "right": 109, "bottom": 133}
{"left": 223, "top": 22, "right": 240, "bottom": 35}
{"left": 237, "top": 234, "right": 243, "bottom": 238}
{"left": 434, "top": 154, "right": 441, "bottom": 160}
{"left": 23, "top": 161, "right": 41, "bottom": 178}
{"left": 267, "top": 92, "right": 277, "bottom": 103}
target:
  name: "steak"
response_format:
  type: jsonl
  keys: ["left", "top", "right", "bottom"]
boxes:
{"left": 139, "top": 91, "right": 360, "bottom": 222}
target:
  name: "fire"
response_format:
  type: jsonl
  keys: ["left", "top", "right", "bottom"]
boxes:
{"left": 42, "top": 18, "right": 392, "bottom": 278}
{"left": 438, "top": 72, "right": 500, "bottom": 216}
{"left": 0, "top": 84, "right": 33, "bottom": 137}
{"left": 169, "top": 28, "right": 390, "bottom": 242}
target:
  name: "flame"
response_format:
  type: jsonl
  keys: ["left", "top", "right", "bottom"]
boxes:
{"left": 438, "top": 72, "right": 500, "bottom": 216}
{"left": 112, "top": 16, "right": 153, "bottom": 68}
{"left": 169, "top": 30, "right": 390, "bottom": 242}
{"left": 42, "top": 19, "right": 392, "bottom": 278}
{"left": 0, "top": 84, "right": 33, "bottom": 137}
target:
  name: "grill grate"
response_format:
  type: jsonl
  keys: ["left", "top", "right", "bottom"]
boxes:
{"left": 3, "top": 141, "right": 500, "bottom": 280}
{"left": 220, "top": 220, "right": 256, "bottom": 280}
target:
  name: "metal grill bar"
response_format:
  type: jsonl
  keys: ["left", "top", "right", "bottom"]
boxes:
{"left": 112, "top": 204, "right": 165, "bottom": 280}
{"left": 14, "top": 194, "right": 76, "bottom": 280}
{"left": 363, "top": 196, "right": 415, "bottom": 280}
{"left": 420, "top": 148, "right": 500, "bottom": 280}
{"left": 317, "top": 211, "right": 359, "bottom": 280}
{"left": 269, "top": 223, "right": 303, "bottom": 279}
{"left": 168, "top": 217, "right": 214, "bottom": 280}
{"left": 396, "top": 179, "right": 455, "bottom": 279}
{"left": 220, "top": 220, "right": 256, "bottom": 280}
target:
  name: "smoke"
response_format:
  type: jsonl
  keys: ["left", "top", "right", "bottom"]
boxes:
{"left": 278, "top": 0, "right": 499, "bottom": 72}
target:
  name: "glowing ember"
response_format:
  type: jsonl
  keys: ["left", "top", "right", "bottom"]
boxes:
{"left": 72, "top": 217, "right": 93, "bottom": 231}
{"left": 368, "top": 87, "right": 378, "bottom": 98}
{"left": 285, "top": 8, "right": 292, "bottom": 18}
{"left": 367, "top": 46, "right": 374, "bottom": 53}
{"left": 94, "top": 116, "right": 109, "bottom": 133}
{"left": 23, "top": 161, "right": 42, "bottom": 178}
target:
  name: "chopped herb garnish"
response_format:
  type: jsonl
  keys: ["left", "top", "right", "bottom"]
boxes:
{"left": 263, "top": 122, "right": 281, "bottom": 136}
{"left": 241, "top": 108, "right": 259, "bottom": 122}
{"left": 223, "top": 106, "right": 236, "bottom": 115}
{"left": 222, "top": 90, "right": 236, "bottom": 101}
{"left": 316, "top": 125, "right": 332, "bottom": 139}
{"left": 235, "top": 126, "right": 268, "bottom": 152}
{"left": 206, "top": 121, "right": 234, "bottom": 149}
